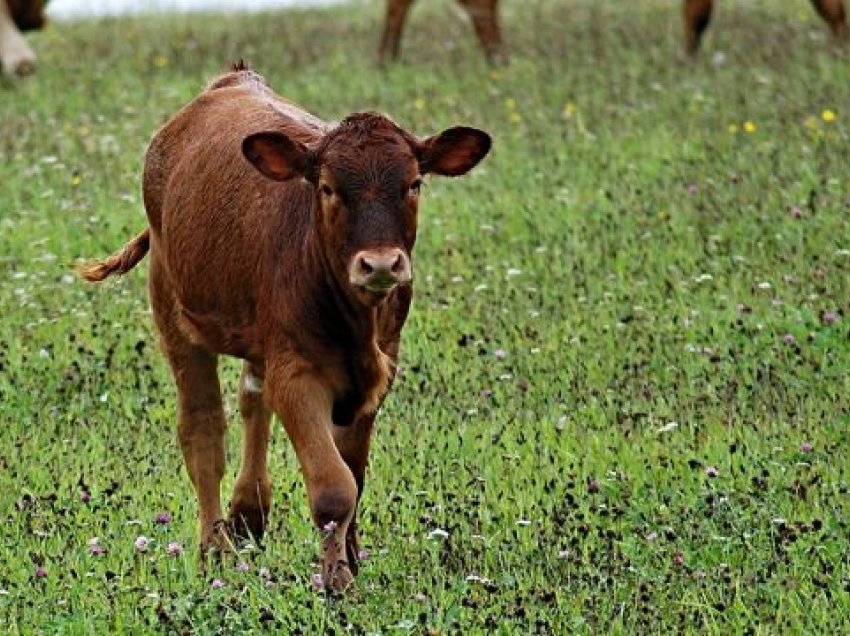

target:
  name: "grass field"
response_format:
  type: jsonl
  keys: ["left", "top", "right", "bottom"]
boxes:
{"left": 2, "top": 0, "right": 850, "bottom": 632}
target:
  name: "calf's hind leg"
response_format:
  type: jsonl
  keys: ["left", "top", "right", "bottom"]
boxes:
{"left": 150, "top": 271, "right": 228, "bottom": 555}
{"left": 228, "top": 362, "right": 273, "bottom": 542}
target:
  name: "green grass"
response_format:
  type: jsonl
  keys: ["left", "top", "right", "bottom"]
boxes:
{"left": 2, "top": 0, "right": 850, "bottom": 632}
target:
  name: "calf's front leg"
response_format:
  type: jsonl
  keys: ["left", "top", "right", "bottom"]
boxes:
{"left": 266, "top": 363, "right": 358, "bottom": 592}
{"left": 333, "top": 414, "right": 376, "bottom": 574}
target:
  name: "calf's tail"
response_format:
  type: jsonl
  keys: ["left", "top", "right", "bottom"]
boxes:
{"left": 79, "top": 228, "right": 151, "bottom": 282}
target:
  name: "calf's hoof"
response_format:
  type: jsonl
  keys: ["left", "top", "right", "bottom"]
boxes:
{"left": 2, "top": 55, "right": 37, "bottom": 78}
{"left": 199, "top": 519, "right": 239, "bottom": 562}
{"left": 345, "top": 522, "right": 365, "bottom": 576}
{"left": 321, "top": 560, "right": 355, "bottom": 594}
{"left": 228, "top": 509, "right": 267, "bottom": 544}
{"left": 228, "top": 500, "right": 269, "bottom": 544}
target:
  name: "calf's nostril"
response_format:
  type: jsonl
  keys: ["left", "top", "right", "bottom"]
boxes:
{"left": 391, "top": 253, "right": 404, "bottom": 274}
{"left": 359, "top": 257, "right": 374, "bottom": 275}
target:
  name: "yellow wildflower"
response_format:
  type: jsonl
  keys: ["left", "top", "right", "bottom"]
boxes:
{"left": 509, "top": 111, "right": 522, "bottom": 124}
{"left": 71, "top": 174, "right": 81, "bottom": 187}
{"left": 153, "top": 55, "right": 168, "bottom": 69}
{"left": 727, "top": 123, "right": 738, "bottom": 134}
{"left": 822, "top": 109, "right": 836, "bottom": 123}
{"left": 504, "top": 97, "right": 517, "bottom": 110}
{"left": 562, "top": 101, "right": 576, "bottom": 119}
{"left": 413, "top": 98, "right": 426, "bottom": 111}
{"left": 743, "top": 121, "right": 756, "bottom": 133}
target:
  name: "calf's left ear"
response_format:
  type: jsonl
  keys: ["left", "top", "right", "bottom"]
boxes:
{"left": 419, "top": 127, "right": 491, "bottom": 177}
{"left": 242, "top": 131, "right": 312, "bottom": 182}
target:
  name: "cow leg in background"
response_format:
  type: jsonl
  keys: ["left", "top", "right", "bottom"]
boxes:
{"left": 0, "top": 0, "right": 37, "bottom": 77}
{"left": 332, "top": 414, "right": 375, "bottom": 575}
{"left": 683, "top": 0, "right": 713, "bottom": 55}
{"left": 378, "top": 0, "right": 415, "bottom": 63}
{"left": 150, "top": 268, "right": 228, "bottom": 556}
{"left": 811, "top": 0, "right": 849, "bottom": 38}
{"left": 228, "top": 362, "right": 273, "bottom": 542}
{"left": 267, "top": 366, "right": 358, "bottom": 591}
{"left": 459, "top": 0, "right": 506, "bottom": 63}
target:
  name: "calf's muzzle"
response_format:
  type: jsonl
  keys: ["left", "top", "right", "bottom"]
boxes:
{"left": 349, "top": 248, "right": 411, "bottom": 293}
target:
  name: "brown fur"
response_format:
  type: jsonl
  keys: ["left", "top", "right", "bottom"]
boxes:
{"left": 379, "top": 0, "right": 505, "bottom": 64}
{"left": 6, "top": 0, "right": 45, "bottom": 31}
{"left": 81, "top": 65, "right": 490, "bottom": 592}
{"left": 684, "top": 0, "right": 848, "bottom": 55}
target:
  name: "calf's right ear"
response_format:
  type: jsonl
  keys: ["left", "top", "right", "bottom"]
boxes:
{"left": 242, "top": 132, "right": 312, "bottom": 182}
{"left": 419, "top": 127, "right": 491, "bottom": 177}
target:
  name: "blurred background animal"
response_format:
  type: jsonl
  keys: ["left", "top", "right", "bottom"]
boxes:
{"left": 684, "top": 0, "right": 848, "bottom": 54}
{"left": 0, "top": 0, "right": 46, "bottom": 77}
{"left": 379, "top": 0, "right": 505, "bottom": 64}
{"left": 379, "top": 0, "right": 847, "bottom": 65}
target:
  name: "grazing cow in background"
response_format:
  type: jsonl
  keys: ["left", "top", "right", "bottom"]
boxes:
{"left": 81, "top": 64, "right": 491, "bottom": 592}
{"left": 0, "top": 0, "right": 45, "bottom": 78}
{"left": 379, "top": 0, "right": 505, "bottom": 64}
{"left": 684, "top": 0, "right": 848, "bottom": 54}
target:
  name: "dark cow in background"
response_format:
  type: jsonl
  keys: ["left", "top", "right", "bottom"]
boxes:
{"left": 379, "top": 0, "right": 505, "bottom": 64}
{"left": 81, "top": 64, "right": 491, "bottom": 592}
{"left": 0, "top": 0, "right": 45, "bottom": 77}
{"left": 684, "top": 0, "right": 848, "bottom": 54}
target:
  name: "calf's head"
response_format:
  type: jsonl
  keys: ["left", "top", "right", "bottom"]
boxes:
{"left": 242, "top": 113, "right": 490, "bottom": 305}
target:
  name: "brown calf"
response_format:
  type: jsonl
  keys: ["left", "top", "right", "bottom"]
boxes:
{"left": 379, "top": 0, "right": 505, "bottom": 64}
{"left": 81, "top": 64, "right": 490, "bottom": 591}
{"left": 0, "top": 0, "right": 45, "bottom": 77}
{"left": 684, "top": 0, "right": 848, "bottom": 55}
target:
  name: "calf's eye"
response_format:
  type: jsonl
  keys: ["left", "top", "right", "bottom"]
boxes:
{"left": 320, "top": 184, "right": 334, "bottom": 197}
{"left": 409, "top": 178, "right": 423, "bottom": 195}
